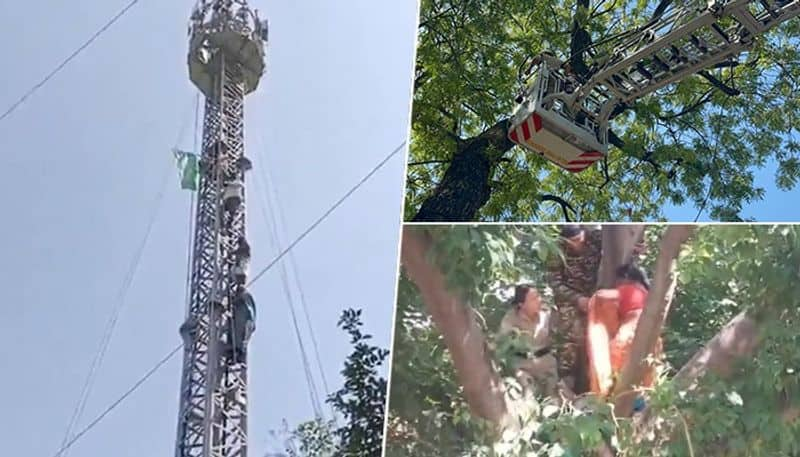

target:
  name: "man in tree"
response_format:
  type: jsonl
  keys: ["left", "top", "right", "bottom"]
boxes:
{"left": 497, "top": 285, "right": 558, "bottom": 398}
{"left": 547, "top": 225, "right": 602, "bottom": 393}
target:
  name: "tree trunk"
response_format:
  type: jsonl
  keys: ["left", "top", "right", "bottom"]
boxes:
{"left": 672, "top": 310, "right": 761, "bottom": 384}
{"left": 635, "top": 310, "right": 765, "bottom": 438}
{"left": 412, "top": 120, "right": 514, "bottom": 222}
{"left": 597, "top": 225, "right": 646, "bottom": 288}
{"left": 613, "top": 225, "right": 694, "bottom": 416}
{"left": 399, "top": 227, "right": 508, "bottom": 425}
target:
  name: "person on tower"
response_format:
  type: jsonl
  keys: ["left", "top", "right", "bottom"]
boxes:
{"left": 230, "top": 289, "right": 256, "bottom": 361}
{"left": 259, "top": 18, "right": 269, "bottom": 42}
{"left": 223, "top": 180, "right": 244, "bottom": 213}
{"left": 547, "top": 224, "right": 602, "bottom": 393}
{"left": 232, "top": 236, "right": 250, "bottom": 285}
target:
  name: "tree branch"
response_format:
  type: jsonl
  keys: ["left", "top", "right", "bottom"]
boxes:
{"left": 400, "top": 227, "right": 508, "bottom": 425}
{"left": 539, "top": 194, "right": 576, "bottom": 222}
{"left": 698, "top": 70, "right": 741, "bottom": 97}
{"left": 672, "top": 311, "right": 761, "bottom": 384}
{"left": 408, "top": 159, "right": 451, "bottom": 167}
{"left": 634, "top": 310, "right": 764, "bottom": 439}
{"left": 658, "top": 89, "right": 714, "bottom": 121}
{"left": 652, "top": 0, "right": 673, "bottom": 21}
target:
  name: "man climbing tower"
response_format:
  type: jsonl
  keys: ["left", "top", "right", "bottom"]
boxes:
{"left": 497, "top": 285, "right": 558, "bottom": 398}
{"left": 229, "top": 289, "right": 256, "bottom": 361}
{"left": 547, "top": 224, "right": 603, "bottom": 394}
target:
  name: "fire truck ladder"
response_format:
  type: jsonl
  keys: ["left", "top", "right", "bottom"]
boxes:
{"left": 576, "top": 0, "right": 800, "bottom": 132}
{"left": 510, "top": 0, "right": 800, "bottom": 172}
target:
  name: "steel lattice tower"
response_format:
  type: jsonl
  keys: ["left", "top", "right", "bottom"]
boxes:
{"left": 175, "top": 1, "right": 267, "bottom": 456}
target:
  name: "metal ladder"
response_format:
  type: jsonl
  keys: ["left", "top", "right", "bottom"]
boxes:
{"left": 571, "top": 0, "right": 800, "bottom": 125}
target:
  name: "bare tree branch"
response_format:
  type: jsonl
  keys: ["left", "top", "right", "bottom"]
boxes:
{"left": 408, "top": 159, "right": 452, "bottom": 167}
{"left": 658, "top": 89, "right": 714, "bottom": 121}
{"left": 539, "top": 194, "right": 577, "bottom": 222}
{"left": 698, "top": 70, "right": 741, "bottom": 96}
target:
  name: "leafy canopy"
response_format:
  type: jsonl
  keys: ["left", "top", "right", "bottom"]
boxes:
{"left": 277, "top": 309, "right": 389, "bottom": 457}
{"left": 387, "top": 225, "right": 800, "bottom": 456}
{"left": 407, "top": 0, "right": 800, "bottom": 221}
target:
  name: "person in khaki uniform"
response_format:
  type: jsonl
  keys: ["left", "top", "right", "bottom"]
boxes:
{"left": 547, "top": 225, "right": 603, "bottom": 394}
{"left": 498, "top": 285, "right": 558, "bottom": 398}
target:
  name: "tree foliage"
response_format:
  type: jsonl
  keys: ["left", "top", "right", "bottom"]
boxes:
{"left": 277, "top": 308, "right": 389, "bottom": 457}
{"left": 406, "top": 0, "right": 800, "bottom": 222}
{"left": 387, "top": 225, "right": 800, "bottom": 456}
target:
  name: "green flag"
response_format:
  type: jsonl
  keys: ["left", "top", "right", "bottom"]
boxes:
{"left": 173, "top": 148, "right": 199, "bottom": 191}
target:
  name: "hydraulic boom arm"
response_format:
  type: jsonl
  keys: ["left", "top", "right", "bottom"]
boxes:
{"left": 574, "top": 0, "right": 800, "bottom": 122}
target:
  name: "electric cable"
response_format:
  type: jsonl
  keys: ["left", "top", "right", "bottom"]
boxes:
{"left": 251, "top": 131, "right": 334, "bottom": 419}
{"left": 55, "top": 94, "right": 195, "bottom": 457}
{"left": 0, "top": 0, "right": 141, "bottom": 124}
{"left": 247, "top": 141, "right": 406, "bottom": 288}
{"left": 55, "top": 159, "right": 172, "bottom": 457}
{"left": 251, "top": 167, "right": 325, "bottom": 420}
{"left": 50, "top": 344, "right": 184, "bottom": 457}
{"left": 49, "top": 139, "right": 406, "bottom": 456}
{"left": 263, "top": 158, "right": 334, "bottom": 402}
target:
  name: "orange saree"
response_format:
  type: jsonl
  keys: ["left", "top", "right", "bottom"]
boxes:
{"left": 587, "top": 284, "right": 660, "bottom": 396}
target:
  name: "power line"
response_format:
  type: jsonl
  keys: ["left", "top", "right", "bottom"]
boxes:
{"left": 49, "top": 139, "right": 406, "bottom": 456}
{"left": 251, "top": 170, "right": 325, "bottom": 419}
{"left": 0, "top": 0, "right": 141, "bottom": 124}
{"left": 55, "top": 95, "right": 193, "bottom": 457}
{"left": 55, "top": 97, "right": 194, "bottom": 457}
{"left": 264, "top": 159, "right": 333, "bottom": 401}
{"left": 50, "top": 344, "right": 183, "bottom": 457}
{"left": 247, "top": 140, "right": 407, "bottom": 288}
{"left": 251, "top": 131, "right": 333, "bottom": 419}
{"left": 55, "top": 157, "right": 172, "bottom": 457}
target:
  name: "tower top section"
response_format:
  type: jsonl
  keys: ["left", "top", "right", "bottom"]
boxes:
{"left": 188, "top": 0, "right": 267, "bottom": 98}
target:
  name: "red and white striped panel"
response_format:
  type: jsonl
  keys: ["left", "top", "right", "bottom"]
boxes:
{"left": 563, "top": 150, "right": 604, "bottom": 173}
{"left": 508, "top": 113, "right": 603, "bottom": 173}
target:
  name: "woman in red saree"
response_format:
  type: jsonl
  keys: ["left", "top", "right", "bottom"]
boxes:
{"left": 587, "top": 264, "right": 660, "bottom": 397}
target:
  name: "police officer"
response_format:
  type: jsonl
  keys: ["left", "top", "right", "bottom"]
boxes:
{"left": 498, "top": 285, "right": 558, "bottom": 398}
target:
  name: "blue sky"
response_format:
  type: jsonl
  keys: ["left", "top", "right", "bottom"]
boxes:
{"left": 662, "top": 156, "right": 800, "bottom": 221}
{"left": 0, "top": 1, "right": 417, "bottom": 456}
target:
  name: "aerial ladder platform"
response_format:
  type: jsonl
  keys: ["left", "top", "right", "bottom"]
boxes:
{"left": 509, "top": 0, "right": 800, "bottom": 172}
